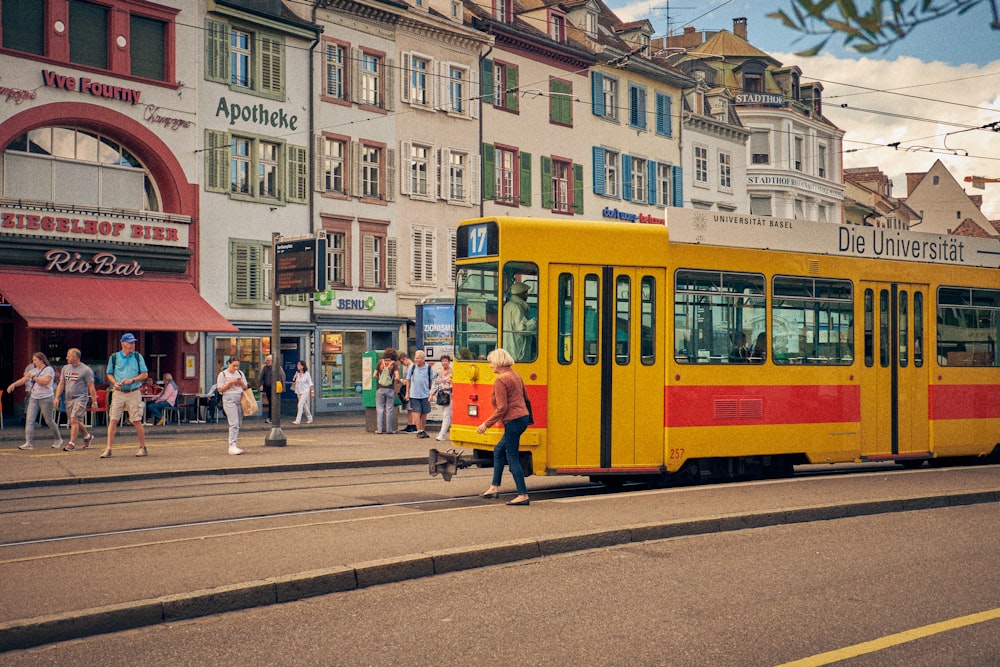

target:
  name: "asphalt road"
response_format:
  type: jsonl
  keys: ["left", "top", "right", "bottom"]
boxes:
{"left": 5, "top": 503, "right": 998, "bottom": 666}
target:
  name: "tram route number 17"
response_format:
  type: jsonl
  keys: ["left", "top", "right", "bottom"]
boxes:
{"left": 468, "top": 224, "right": 489, "bottom": 258}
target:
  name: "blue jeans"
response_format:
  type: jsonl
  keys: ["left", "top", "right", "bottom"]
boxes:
{"left": 492, "top": 415, "right": 530, "bottom": 495}
{"left": 375, "top": 387, "right": 396, "bottom": 432}
{"left": 25, "top": 395, "right": 61, "bottom": 445}
{"left": 147, "top": 401, "right": 172, "bottom": 421}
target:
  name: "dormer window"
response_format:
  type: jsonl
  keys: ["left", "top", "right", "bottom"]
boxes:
{"left": 741, "top": 62, "right": 764, "bottom": 93}
{"left": 640, "top": 34, "right": 650, "bottom": 57}
{"left": 551, "top": 13, "right": 566, "bottom": 42}
{"left": 584, "top": 12, "right": 597, "bottom": 36}
{"left": 714, "top": 97, "right": 728, "bottom": 120}
{"left": 791, "top": 72, "right": 800, "bottom": 100}
{"left": 493, "top": 0, "right": 512, "bottom": 22}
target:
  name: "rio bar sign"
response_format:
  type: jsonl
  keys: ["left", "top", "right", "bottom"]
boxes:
{"left": 45, "top": 249, "right": 143, "bottom": 276}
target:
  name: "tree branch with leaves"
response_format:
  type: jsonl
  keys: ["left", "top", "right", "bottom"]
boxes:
{"left": 769, "top": 0, "right": 998, "bottom": 56}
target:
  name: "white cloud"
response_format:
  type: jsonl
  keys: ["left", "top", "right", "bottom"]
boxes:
{"left": 775, "top": 54, "right": 1000, "bottom": 219}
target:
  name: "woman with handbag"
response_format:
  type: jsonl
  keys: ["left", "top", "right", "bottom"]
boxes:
{"left": 429, "top": 354, "right": 453, "bottom": 442}
{"left": 217, "top": 358, "right": 248, "bottom": 455}
{"left": 292, "top": 360, "right": 314, "bottom": 425}
{"left": 476, "top": 348, "right": 531, "bottom": 506}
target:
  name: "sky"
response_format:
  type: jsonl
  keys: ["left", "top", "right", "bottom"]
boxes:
{"left": 607, "top": 0, "right": 1000, "bottom": 221}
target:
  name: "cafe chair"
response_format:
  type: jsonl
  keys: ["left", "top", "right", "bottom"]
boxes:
{"left": 162, "top": 398, "right": 183, "bottom": 425}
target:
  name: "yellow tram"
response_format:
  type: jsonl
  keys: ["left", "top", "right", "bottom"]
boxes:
{"left": 431, "top": 211, "right": 1000, "bottom": 484}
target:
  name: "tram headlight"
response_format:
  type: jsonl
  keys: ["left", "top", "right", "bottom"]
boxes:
{"left": 468, "top": 404, "right": 478, "bottom": 417}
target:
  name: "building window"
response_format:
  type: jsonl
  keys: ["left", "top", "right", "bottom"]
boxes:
{"left": 550, "top": 158, "right": 571, "bottom": 213}
{"left": 549, "top": 78, "right": 573, "bottom": 126}
{"left": 655, "top": 92, "right": 672, "bottom": 136}
{"left": 629, "top": 83, "right": 647, "bottom": 130}
{"left": 489, "top": 59, "right": 519, "bottom": 112}
{"left": 446, "top": 150, "right": 468, "bottom": 202}
{"left": 206, "top": 19, "right": 284, "bottom": 99}
{"left": 584, "top": 12, "right": 597, "bottom": 36}
{"left": 3, "top": 0, "right": 174, "bottom": 82}
{"left": 742, "top": 62, "right": 764, "bottom": 93}
{"left": 496, "top": 147, "right": 516, "bottom": 204}
{"left": 230, "top": 239, "right": 271, "bottom": 306}
{"left": 323, "top": 39, "right": 347, "bottom": 101}
{"left": 591, "top": 73, "right": 619, "bottom": 122}
{"left": 550, "top": 14, "right": 566, "bottom": 42}
{"left": 656, "top": 163, "right": 671, "bottom": 206}
{"left": 606, "top": 150, "right": 620, "bottom": 198}
{"left": 493, "top": 0, "right": 512, "bottom": 22}
{"left": 719, "top": 151, "right": 732, "bottom": 190}
{"left": 750, "top": 130, "right": 770, "bottom": 165}
{"left": 205, "top": 130, "right": 307, "bottom": 204}
{"left": 631, "top": 157, "right": 647, "bottom": 204}
{"left": 750, "top": 196, "right": 772, "bottom": 216}
{"left": 817, "top": 144, "right": 827, "bottom": 179}
{"left": 404, "top": 54, "right": 430, "bottom": 106}
{"left": 412, "top": 225, "right": 436, "bottom": 284}
{"left": 320, "top": 136, "right": 346, "bottom": 195}
{"left": 321, "top": 215, "right": 352, "bottom": 288}
{"left": 794, "top": 136, "right": 804, "bottom": 171}
{"left": 448, "top": 66, "right": 466, "bottom": 114}
{"left": 360, "top": 51, "right": 382, "bottom": 108}
{"left": 360, "top": 221, "right": 389, "bottom": 289}
{"left": 408, "top": 143, "right": 430, "bottom": 197}
{"left": 694, "top": 146, "right": 708, "bottom": 184}
{"left": 361, "top": 144, "right": 382, "bottom": 200}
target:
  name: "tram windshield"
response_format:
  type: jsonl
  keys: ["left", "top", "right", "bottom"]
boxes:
{"left": 455, "top": 262, "right": 499, "bottom": 360}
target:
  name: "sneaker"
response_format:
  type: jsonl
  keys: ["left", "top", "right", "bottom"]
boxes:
{"left": 63, "top": 442, "right": 77, "bottom": 451}
{"left": 135, "top": 446, "right": 148, "bottom": 457}
{"left": 265, "top": 418, "right": 271, "bottom": 424}
{"left": 18, "top": 443, "right": 33, "bottom": 450}
{"left": 416, "top": 431, "right": 430, "bottom": 439}
{"left": 292, "top": 420, "right": 301, "bottom": 425}
{"left": 99, "top": 449, "right": 112, "bottom": 458}
{"left": 436, "top": 436, "right": 448, "bottom": 442}
{"left": 307, "top": 418, "right": 313, "bottom": 424}
{"left": 228, "top": 445, "right": 244, "bottom": 455}
{"left": 52, "top": 440, "right": 64, "bottom": 449}
{"left": 82, "top": 434, "right": 94, "bottom": 449}
{"left": 404, "top": 425, "right": 417, "bottom": 433}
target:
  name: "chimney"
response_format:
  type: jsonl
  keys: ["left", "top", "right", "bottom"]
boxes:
{"left": 733, "top": 17, "right": 747, "bottom": 40}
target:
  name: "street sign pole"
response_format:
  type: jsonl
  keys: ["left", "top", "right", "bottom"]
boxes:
{"left": 265, "top": 231, "right": 287, "bottom": 447}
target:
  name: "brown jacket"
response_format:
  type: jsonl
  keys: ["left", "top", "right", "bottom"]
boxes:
{"left": 484, "top": 370, "right": 530, "bottom": 428}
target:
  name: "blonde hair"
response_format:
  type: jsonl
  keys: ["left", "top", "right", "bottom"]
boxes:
{"left": 487, "top": 348, "right": 515, "bottom": 368}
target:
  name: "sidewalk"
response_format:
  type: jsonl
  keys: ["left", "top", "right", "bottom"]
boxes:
{"left": 0, "top": 411, "right": 433, "bottom": 489}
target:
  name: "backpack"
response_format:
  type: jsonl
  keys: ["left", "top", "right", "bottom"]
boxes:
{"left": 377, "top": 362, "right": 394, "bottom": 387}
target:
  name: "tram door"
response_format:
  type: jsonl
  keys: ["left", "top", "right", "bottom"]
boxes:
{"left": 547, "top": 266, "right": 665, "bottom": 470}
{"left": 859, "top": 282, "right": 929, "bottom": 457}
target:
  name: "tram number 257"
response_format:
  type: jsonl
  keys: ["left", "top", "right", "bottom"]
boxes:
{"left": 669, "top": 448, "right": 685, "bottom": 460}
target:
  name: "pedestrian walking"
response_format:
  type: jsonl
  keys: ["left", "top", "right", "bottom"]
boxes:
{"left": 476, "top": 348, "right": 531, "bottom": 506}
{"left": 54, "top": 348, "right": 99, "bottom": 451}
{"left": 397, "top": 352, "right": 414, "bottom": 431}
{"left": 8, "top": 352, "right": 63, "bottom": 450}
{"left": 292, "top": 360, "right": 314, "bottom": 424}
{"left": 406, "top": 351, "right": 435, "bottom": 439}
{"left": 217, "top": 358, "right": 248, "bottom": 455}
{"left": 259, "top": 354, "right": 274, "bottom": 423}
{"left": 373, "top": 347, "right": 400, "bottom": 434}
{"left": 430, "top": 354, "right": 453, "bottom": 441}
{"left": 102, "top": 333, "right": 149, "bottom": 458}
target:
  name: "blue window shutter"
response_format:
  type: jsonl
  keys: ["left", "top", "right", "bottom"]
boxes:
{"left": 592, "top": 72, "right": 604, "bottom": 117}
{"left": 672, "top": 165, "right": 683, "bottom": 208}
{"left": 592, "top": 146, "right": 605, "bottom": 195}
{"left": 648, "top": 160, "right": 657, "bottom": 206}
{"left": 655, "top": 93, "right": 672, "bottom": 136}
{"left": 622, "top": 155, "right": 633, "bottom": 201}
{"left": 664, "top": 94, "right": 672, "bottom": 136}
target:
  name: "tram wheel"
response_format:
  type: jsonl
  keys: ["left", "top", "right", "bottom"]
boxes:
{"left": 899, "top": 459, "right": 925, "bottom": 469}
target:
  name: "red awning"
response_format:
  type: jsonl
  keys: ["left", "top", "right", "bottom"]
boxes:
{"left": 0, "top": 271, "right": 238, "bottom": 332}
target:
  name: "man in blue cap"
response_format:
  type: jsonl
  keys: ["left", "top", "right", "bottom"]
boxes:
{"left": 101, "top": 333, "right": 149, "bottom": 458}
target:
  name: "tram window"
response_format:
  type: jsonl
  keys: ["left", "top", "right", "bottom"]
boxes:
{"left": 557, "top": 273, "right": 573, "bottom": 364}
{"left": 864, "top": 289, "right": 874, "bottom": 367}
{"left": 674, "top": 270, "right": 765, "bottom": 364}
{"left": 641, "top": 276, "right": 655, "bottom": 365}
{"left": 937, "top": 286, "right": 1000, "bottom": 367}
{"left": 502, "top": 262, "right": 538, "bottom": 362}
{"left": 913, "top": 292, "right": 924, "bottom": 367}
{"left": 455, "top": 262, "right": 499, "bottom": 360}
{"left": 616, "top": 276, "right": 631, "bottom": 365}
{"left": 879, "top": 290, "right": 890, "bottom": 368}
{"left": 584, "top": 274, "right": 600, "bottom": 365}
{"left": 899, "top": 291, "right": 909, "bottom": 368}
{"left": 772, "top": 276, "right": 854, "bottom": 365}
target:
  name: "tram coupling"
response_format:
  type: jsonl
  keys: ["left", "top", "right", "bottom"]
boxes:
{"left": 428, "top": 448, "right": 473, "bottom": 481}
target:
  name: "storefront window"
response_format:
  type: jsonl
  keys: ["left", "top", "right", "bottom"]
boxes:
{"left": 320, "top": 331, "right": 366, "bottom": 398}
{"left": 213, "top": 336, "right": 269, "bottom": 389}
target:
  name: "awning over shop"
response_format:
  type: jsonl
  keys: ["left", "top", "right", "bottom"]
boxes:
{"left": 0, "top": 271, "right": 238, "bottom": 332}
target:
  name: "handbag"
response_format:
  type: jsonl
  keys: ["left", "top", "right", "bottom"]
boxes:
{"left": 241, "top": 388, "right": 259, "bottom": 416}
{"left": 522, "top": 384, "right": 534, "bottom": 425}
{"left": 436, "top": 390, "right": 451, "bottom": 406}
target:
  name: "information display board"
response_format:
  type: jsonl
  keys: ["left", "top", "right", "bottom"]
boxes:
{"left": 274, "top": 236, "right": 327, "bottom": 295}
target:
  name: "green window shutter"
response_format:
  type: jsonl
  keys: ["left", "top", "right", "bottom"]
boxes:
{"left": 540, "top": 156, "right": 552, "bottom": 209}
{"left": 519, "top": 151, "right": 532, "bottom": 207}
{"left": 205, "top": 19, "right": 228, "bottom": 83}
{"left": 287, "top": 145, "right": 308, "bottom": 203}
{"left": 574, "top": 163, "right": 584, "bottom": 215}
{"left": 481, "top": 144, "right": 495, "bottom": 201}
{"left": 231, "top": 240, "right": 264, "bottom": 305}
{"left": 205, "top": 130, "right": 228, "bottom": 193}
{"left": 506, "top": 65, "right": 519, "bottom": 112}
{"left": 480, "top": 58, "right": 494, "bottom": 105}
{"left": 259, "top": 34, "right": 284, "bottom": 97}
{"left": 551, "top": 79, "right": 572, "bottom": 125}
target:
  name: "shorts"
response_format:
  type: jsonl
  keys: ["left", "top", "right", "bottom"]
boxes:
{"left": 109, "top": 389, "right": 145, "bottom": 423}
{"left": 67, "top": 397, "right": 88, "bottom": 421}
{"left": 408, "top": 397, "right": 431, "bottom": 414}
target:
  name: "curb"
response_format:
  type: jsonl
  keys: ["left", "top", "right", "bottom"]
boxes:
{"left": 0, "top": 457, "right": 429, "bottom": 491}
{"left": 2, "top": 489, "right": 997, "bottom": 652}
